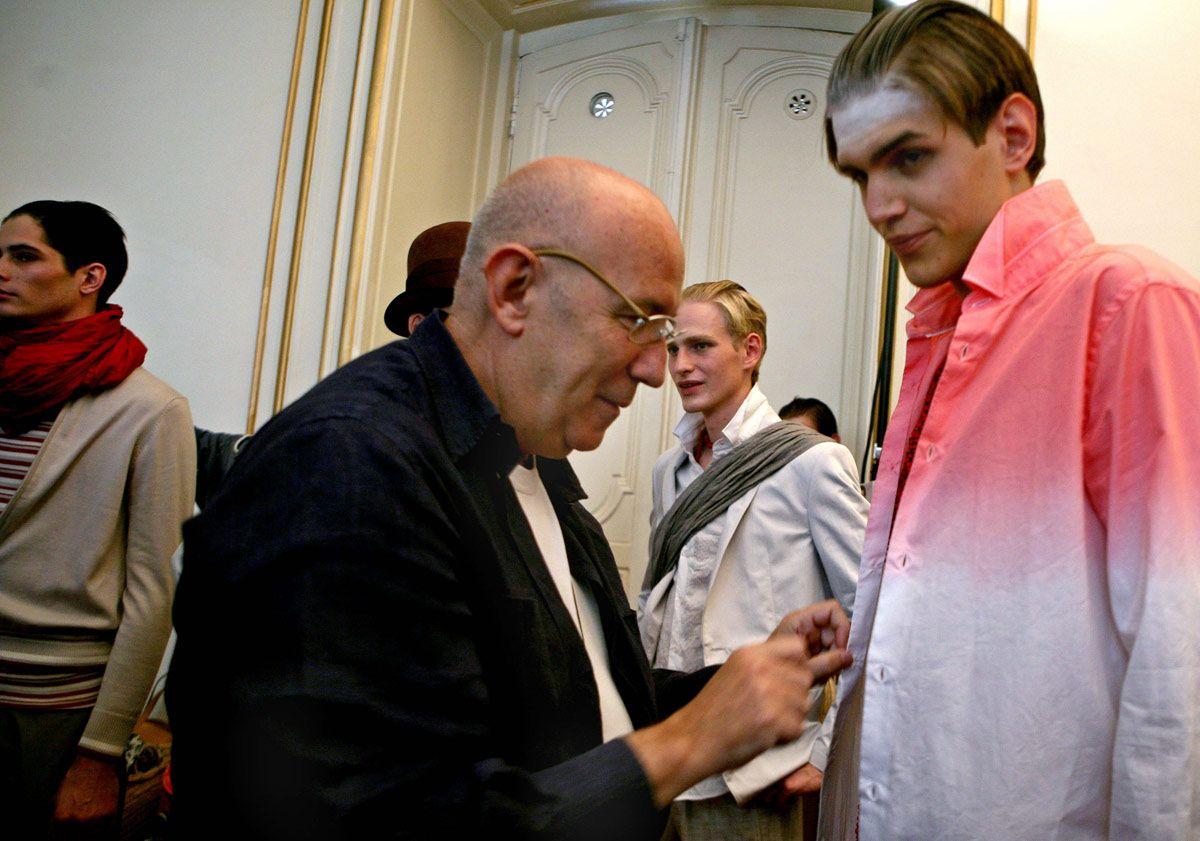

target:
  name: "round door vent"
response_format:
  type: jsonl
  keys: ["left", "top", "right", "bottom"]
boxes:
{"left": 786, "top": 89, "right": 816, "bottom": 120}
{"left": 590, "top": 92, "right": 615, "bottom": 119}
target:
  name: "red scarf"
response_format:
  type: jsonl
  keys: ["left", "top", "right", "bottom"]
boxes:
{"left": 0, "top": 305, "right": 147, "bottom": 434}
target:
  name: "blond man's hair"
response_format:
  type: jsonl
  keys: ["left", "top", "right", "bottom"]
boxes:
{"left": 681, "top": 280, "right": 767, "bottom": 384}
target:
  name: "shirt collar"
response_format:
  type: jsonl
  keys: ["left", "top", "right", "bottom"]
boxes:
{"left": 672, "top": 385, "right": 778, "bottom": 453}
{"left": 407, "top": 312, "right": 586, "bottom": 501}
{"left": 961, "top": 180, "right": 1094, "bottom": 300}
{"left": 905, "top": 181, "right": 1094, "bottom": 336}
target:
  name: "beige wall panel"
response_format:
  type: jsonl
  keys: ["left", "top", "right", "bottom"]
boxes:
{"left": 1035, "top": 1, "right": 1199, "bottom": 277}
{"left": 684, "top": 27, "right": 873, "bottom": 467}
{"left": 367, "top": 0, "right": 502, "bottom": 350}
{"left": 510, "top": 15, "right": 879, "bottom": 601}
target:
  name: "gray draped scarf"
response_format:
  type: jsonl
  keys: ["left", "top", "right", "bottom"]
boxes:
{"left": 644, "top": 420, "right": 829, "bottom": 590}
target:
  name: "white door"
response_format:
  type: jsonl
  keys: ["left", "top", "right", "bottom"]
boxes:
{"left": 510, "top": 17, "right": 879, "bottom": 603}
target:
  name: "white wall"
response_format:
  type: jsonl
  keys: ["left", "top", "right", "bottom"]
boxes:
{"left": 0, "top": 1, "right": 382, "bottom": 433}
{"left": 0, "top": 2, "right": 299, "bottom": 431}
{"left": 1035, "top": 1, "right": 1200, "bottom": 277}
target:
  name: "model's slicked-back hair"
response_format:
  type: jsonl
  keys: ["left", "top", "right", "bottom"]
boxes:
{"left": 681, "top": 280, "right": 767, "bottom": 384}
{"left": 4, "top": 200, "right": 129, "bottom": 305}
{"left": 825, "top": 0, "right": 1045, "bottom": 179}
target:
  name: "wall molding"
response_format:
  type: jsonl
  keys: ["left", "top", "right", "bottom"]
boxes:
{"left": 248, "top": 0, "right": 312, "bottom": 433}
{"left": 320, "top": 0, "right": 379, "bottom": 379}
{"left": 273, "top": 0, "right": 338, "bottom": 414}
{"left": 339, "top": 0, "right": 400, "bottom": 366}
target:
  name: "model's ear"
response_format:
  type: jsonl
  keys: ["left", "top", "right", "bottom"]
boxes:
{"left": 995, "top": 92, "right": 1037, "bottom": 180}
{"left": 482, "top": 244, "right": 538, "bottom": 338}
{"left": 76, "top": 262, "right": 106, "bottom": 298}
{"left": 741, "top": 332, "right": 763, "bottom": 371}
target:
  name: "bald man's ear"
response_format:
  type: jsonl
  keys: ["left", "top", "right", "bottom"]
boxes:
{"left": 482, "top": 245, "right": 538, "bottom": 337}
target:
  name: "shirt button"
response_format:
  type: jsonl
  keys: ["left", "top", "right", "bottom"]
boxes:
{"left": 926, "top": 444, "right": 937, "bottom": 461}
{"left": 959, "top": 343, "right": 970, "bottom": 360}
{"left": 897, "top": 553, "right": 909, "bottom": 569}
{"left": 876, "top": 665, "right": 889, "bottom": 683}
{"left": 864, "top": 782, "right": 880, "bottom": 801}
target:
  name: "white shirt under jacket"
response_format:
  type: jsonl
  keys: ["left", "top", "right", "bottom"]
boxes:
{"left": 638, "top": 386, "right": 868, "bottom": 802}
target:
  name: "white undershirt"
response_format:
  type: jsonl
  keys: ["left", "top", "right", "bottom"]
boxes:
{"left": 509, "top": 460, "right": 634, "bottom": 743}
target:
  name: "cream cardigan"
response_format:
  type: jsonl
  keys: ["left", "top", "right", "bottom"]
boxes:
{"left": 0, "top": 367, "right": 195, "bottom": 754}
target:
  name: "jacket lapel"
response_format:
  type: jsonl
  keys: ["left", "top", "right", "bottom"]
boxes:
{"left": 495, "top": 472, "right": 584, "bottom": 646}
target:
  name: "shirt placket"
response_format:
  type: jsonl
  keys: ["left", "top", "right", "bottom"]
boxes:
{"left": 860, "top": 298, "right": 992, "bottom": 835}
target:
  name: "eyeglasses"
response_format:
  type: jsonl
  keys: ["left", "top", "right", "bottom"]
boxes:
{"left": 532, "top": 248, "right": 676, "bottom": 345}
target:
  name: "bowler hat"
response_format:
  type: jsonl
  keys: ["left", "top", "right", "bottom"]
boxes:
{"left": 383, "top": 221, "right": 471, "bottom": 336}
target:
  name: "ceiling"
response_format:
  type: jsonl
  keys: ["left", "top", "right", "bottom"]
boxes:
{"left": 476, "top": 0, "right": 871, "bottom": 33}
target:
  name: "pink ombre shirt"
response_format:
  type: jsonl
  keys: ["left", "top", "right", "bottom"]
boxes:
{"left": 819, "top": 181, "right": 1200, "bottom": 840}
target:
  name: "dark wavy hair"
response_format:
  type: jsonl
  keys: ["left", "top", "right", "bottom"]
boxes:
{"left": 779, "top": 396, "right": 838, "bottom": 438}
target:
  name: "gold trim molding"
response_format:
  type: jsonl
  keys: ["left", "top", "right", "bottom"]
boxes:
{"left": 247, "top": 0, "right": 311, "bottom": 433}
{"left": 338, "top": 0, "right": 399, "bottom": 366}
{"left": 319, "top": 2, "right": 377, "bottom": 379}
{"left": 273, "top": 0, "right": 338, "bottom": 414}
{"left": 1026, "top": 0, "right": 1038, "bottom": 59}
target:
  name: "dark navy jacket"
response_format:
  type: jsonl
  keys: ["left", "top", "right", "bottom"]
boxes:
{"left": 167, "top": 314, "right": 704, "bottom": 840}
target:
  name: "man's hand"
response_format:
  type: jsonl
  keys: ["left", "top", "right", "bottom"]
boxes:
{"left": 755, "top": 763, "right": 824, "bottom": 808}
{"left": 53, "top": 751, "right": 121, "bottom": 829}
{"left": 770, "top": 599, "right": 851, "bottom": 654}
{"left": 626, "top": 601, "right": 852, "bottom": 808}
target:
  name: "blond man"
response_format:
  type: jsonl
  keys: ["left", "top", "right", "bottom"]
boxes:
{"left": 639, "top": 281, "right": 868, "bottom": 839}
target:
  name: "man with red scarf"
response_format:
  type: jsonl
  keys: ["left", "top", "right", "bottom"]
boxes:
{"left": 0, "top": 200, "right": 195, "bottom": 836}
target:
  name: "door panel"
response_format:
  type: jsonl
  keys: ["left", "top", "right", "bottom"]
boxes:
{"left": 684, "top": 26, "right": 874, "bottom": 468}
{"left": 510, "top": 19, "right": 879, "bottom": 604}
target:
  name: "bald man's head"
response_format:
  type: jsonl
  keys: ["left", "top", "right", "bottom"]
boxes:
{"left": 453, "top": 158, "right": 681, "bottom": 324}
{"left": 446, "top": 157, "right": 685, "bottom": 457}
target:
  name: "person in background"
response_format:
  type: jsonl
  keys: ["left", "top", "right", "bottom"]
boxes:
{"left": 0, "top": 200, "right": 194, "bottom": 836}
{"left": 818, "top": 2, "right": 1200, "bottom": 837}
{"left": 640, "top": 280, "right": 867, "bottom": 840}
{"left": 193, "top": 428, "right": 248, "bottom": 510}
{"left": 382, "top": 220, "right": 471, "bottom": 337}
{"left": 778, "top": 396, "right": 840, "bottom": 442}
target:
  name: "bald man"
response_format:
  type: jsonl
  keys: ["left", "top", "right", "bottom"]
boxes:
{"left": 167, "top": 158, "right": 852, "bottom": 841}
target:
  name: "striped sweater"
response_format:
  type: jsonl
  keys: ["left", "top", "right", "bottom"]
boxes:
{"left": 0, "top": 368, "right": 195, "bottom": 754}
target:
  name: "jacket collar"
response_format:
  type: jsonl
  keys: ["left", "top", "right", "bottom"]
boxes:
{"left": 407, "top": 312, "right": 519, "bottom": 471}
{"left": 407, "top": 313, "right": 587, "bottom": 501}
{"left": 905, "top": 180, "right": 1094, "bottom": 336}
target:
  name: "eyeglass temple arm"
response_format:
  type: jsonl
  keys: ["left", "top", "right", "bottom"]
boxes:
{"left": 531, "top": 248, "right": 652, "bottom": 320}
